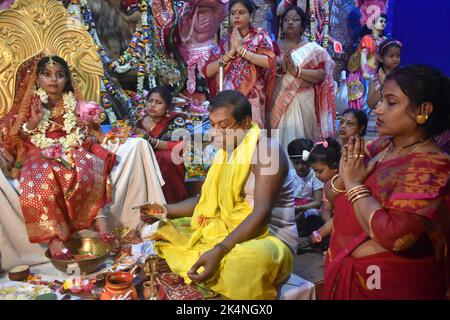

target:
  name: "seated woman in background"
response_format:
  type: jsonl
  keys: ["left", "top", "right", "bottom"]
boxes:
{"left": 134, "top": 85, "right": 188, "bottom": 204}
{"left": 337, "top": 108, "right": 367, "bottom": 146}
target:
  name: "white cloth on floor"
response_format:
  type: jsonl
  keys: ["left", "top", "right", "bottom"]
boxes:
{"left": 0, "top": 137, "right": 166, "bottom": 271}
{"left": 105, "top": 138, "right": 166, "bottom": 230}
{"left": 278, "top": 273, "right": 316, "bottom": 300}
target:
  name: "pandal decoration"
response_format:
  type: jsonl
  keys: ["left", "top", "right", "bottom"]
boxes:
{"left": 70, "top": 0, "right": 181, "bottom": 124}
{"left": 78, "top": 0, "right": 137, "bottom": 123}
{"left": 347, "top": 80, "right": 365, "bottom": 101}
{"left": 309, "top": 0, "right": 330, "bottom": 48}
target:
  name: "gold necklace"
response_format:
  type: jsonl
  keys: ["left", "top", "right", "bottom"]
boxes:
{"left": 378, "top": 143, "right": 392, "bottom": 163}
{"left": 146, "top": 117, "right": 161, "bottom": 132}
{"left": 379, "top": 138, "right": 430, "bottom": 163}
{"left": 50, "top": 101, "right": 65, "bottom": 118}
{"left": 241, "top": 31, "right": 250, "bottom": 41}
{"left": 392, "top": 137, "right": 428, "bottom": 152}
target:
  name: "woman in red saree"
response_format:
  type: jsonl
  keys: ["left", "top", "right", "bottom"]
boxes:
{"left": 271, "top": 6, "right": 336, "bottom": 149}
{"left": 0, "top": 55, "right": 116, "bottom": 260}
{"left": 134, "top": 85, "right": 188, "bottom": 204}
{"left": 324, "top": 65, "right": 450, "bottom": 299}
{"left": 204, "top": 0, "right": 276, "bottom": 128}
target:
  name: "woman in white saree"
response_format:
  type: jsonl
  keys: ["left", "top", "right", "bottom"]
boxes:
{"left": 270, "top": 6, "right": 336, "bottom": 150}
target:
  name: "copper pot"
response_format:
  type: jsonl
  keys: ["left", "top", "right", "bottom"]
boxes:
{"left": 100, "top": 272, "right": 138, "bottom": 300}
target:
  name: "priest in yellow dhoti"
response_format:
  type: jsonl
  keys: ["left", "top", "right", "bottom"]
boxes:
{"left": 144, "top": 90, "right": 299, "bottom": 299}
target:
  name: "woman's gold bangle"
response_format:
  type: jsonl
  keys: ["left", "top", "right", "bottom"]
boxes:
{"left": 221, "top": 55, "right": 230, "bottom": 64}
{"left": 330, "top": 174, "right": 346, "bottom": 194}
{"left": 226, "top": 52, "right": 236, "bottom": 60}
{"left": 350, "top": 192, "right": 371, "bottom": 205}
{"left": 240, "top": 47, "right": 247, "bottom": 58}
{"left": 346, "top": 184, "right": 367, "bottom": 197}
{"left": 347, "top": 189, "right": 370, "bottom": 200}
{"left": 346, "top": 187, "right": 368, "bottom": 198}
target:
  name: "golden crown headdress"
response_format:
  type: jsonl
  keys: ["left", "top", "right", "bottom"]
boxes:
{"left": 0, "top": 0, "right": 104, "bottom": 116}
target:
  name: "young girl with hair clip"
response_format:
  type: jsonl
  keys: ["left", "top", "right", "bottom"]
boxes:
{"left": 366, "top": 39, "right": 402, "bottom": 142}
{"left": 287, "top": 138, "right": 323, "bottom": 242}
{"left": 303, "top": 137, "right": 341, "bottom": 251}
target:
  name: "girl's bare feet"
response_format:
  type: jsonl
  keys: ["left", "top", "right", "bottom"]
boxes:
{"left": 49, "top": 238, "right": 73, "bottom": 260}
{"left": 95, "top": 217, "right": 116, "bottom": 244}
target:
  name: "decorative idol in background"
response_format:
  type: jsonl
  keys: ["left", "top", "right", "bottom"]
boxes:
{"left": 346, "top": 0, "right": 388, "bottom": 109}
{"left": 177, "top": 0, "right": 229, "bottom": 98}
{"left": 67, "top": 1, "right": 83, "bottom": 23}
{"left": 252, "top": 0, "right": 275, "bottom": 35}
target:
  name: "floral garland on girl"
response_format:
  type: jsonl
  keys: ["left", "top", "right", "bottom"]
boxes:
{"left": 24, "top": 89, "right": 87, "bottom": 168}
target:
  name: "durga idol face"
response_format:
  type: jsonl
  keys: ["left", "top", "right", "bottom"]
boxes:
{"left": 373, "top": 16, "right": 387, "bottom": 33}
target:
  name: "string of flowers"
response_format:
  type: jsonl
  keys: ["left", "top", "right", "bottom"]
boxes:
{"left": 100, "top": 82, "right": 117, "bottom": 125}
{"left": 147, "top": 9, "right": 157, "bottom": 89}
{"left": 309, "top": 0, "right": 316, "bottom": 42}
{"left": 109, "top": 0, "right": 150, "bottom": 74}
{"left": 78, "top": 0, "right": 136, "bottom": 121}
{"left": 135, "top": 0, "right": 153, "bottom": 110}
{"left": 308, "top": 0, "right": 330, "bottom": 48}
{"left": 30, "top": 91, "right": 86, "bottom": 167}
{"left": 314, "top": 0, "right": 321, "bottom": 43}
{"left": 322, "top": 0, "right": 330, "bottom": 48}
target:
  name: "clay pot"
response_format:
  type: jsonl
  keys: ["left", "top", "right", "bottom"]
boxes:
{"left": 142, "top": 280, "right": 153, "bottom": 300}
{"left": 8, "top": 265, "right": 30, "bottom": 281}
{"left": 100, "top": 272, "right": 138, "bottom": 300}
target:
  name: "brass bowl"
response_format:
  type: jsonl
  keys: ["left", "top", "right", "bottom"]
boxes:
{"left": 45, "top": 237, "right": 111, "bottom": 275}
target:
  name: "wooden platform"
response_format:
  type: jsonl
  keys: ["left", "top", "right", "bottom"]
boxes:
{"left": 293, "top": 253, "right": 325, "bottom": 299}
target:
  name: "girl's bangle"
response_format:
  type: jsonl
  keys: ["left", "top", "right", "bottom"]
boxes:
{"left": 331, "top": 174, "right": 346, "bottom": 194}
